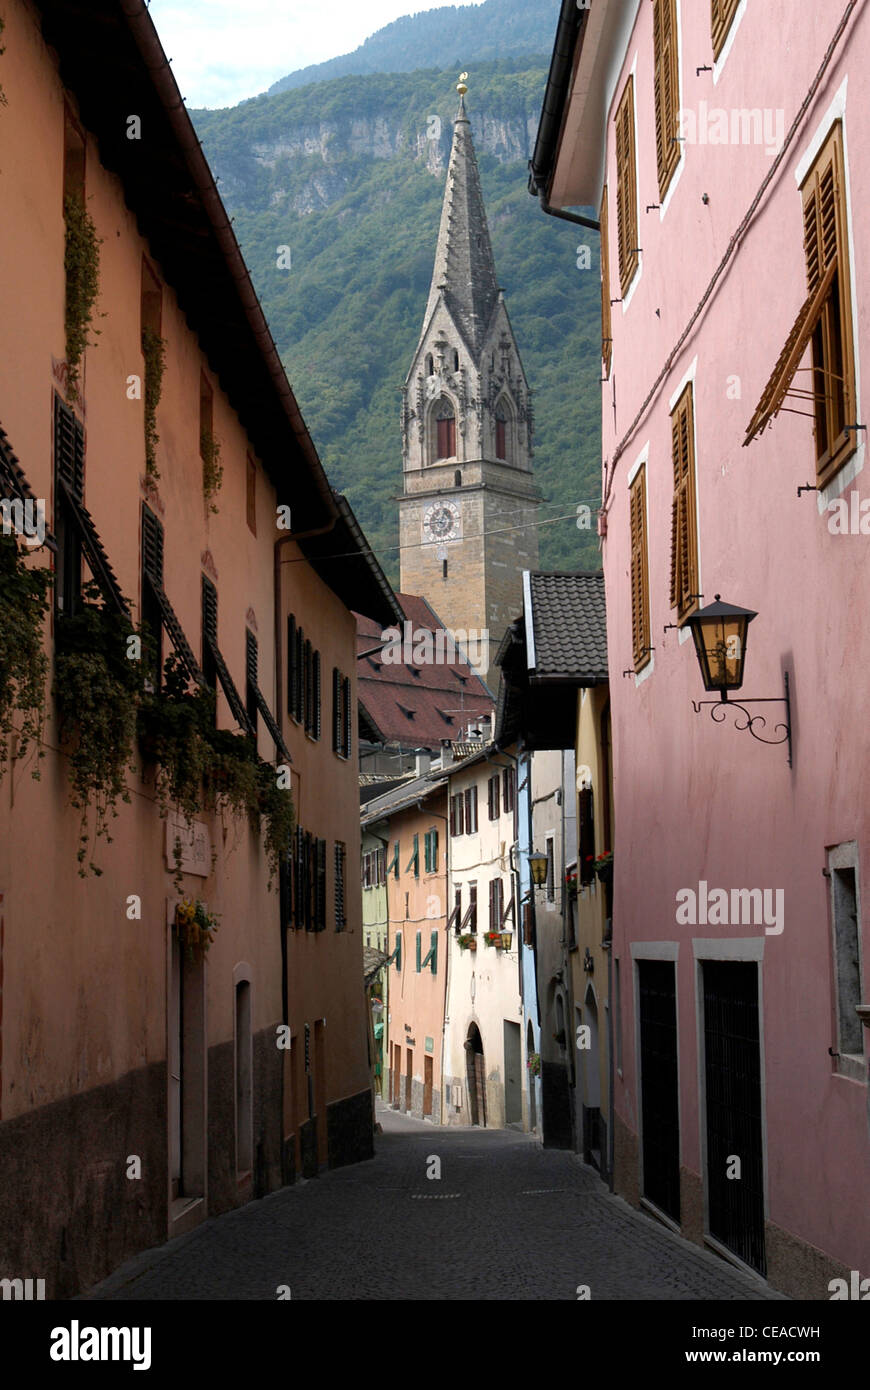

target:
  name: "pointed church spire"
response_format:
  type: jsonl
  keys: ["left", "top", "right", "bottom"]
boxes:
{"left": 422, "top": 73, "right": 501, "bottom": 357}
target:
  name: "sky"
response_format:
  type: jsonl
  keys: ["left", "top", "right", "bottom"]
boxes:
{"left": 148, "top": 0, "right": 483, "bottom": 110}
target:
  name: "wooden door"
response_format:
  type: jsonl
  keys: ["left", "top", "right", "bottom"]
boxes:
{"left": 405, "top": 1048, "right": 413, "bottom": 1111}
{"left": 423, "top": 1056, "right": 433, "bottom": 1115}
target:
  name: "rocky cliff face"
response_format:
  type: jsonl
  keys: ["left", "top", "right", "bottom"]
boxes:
{"left": 214, "top": 109, "right": 539, "bottom": 214}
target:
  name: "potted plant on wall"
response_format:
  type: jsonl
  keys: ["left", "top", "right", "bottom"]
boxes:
{"left": 526, "top": 1052, "right": 541, "bottom": 1077}
{"left": 457, "top": 933, "right": 477, "bottom": 952}
{"left": 484, "top": 930, "right": 502, "bottom": 947}
{"left": 174, "top": 897, "right": 219, "bottom": 961}
{"left": 594, "top": 850, "right": 613, "bottom": 886}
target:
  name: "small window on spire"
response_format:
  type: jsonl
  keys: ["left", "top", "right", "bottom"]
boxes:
{"left": 453, "top": 350, "right": 459, "bottom": 371}
{"left": 426, "top": 354, "right": 434, "bottom": 376}
{"left": 454, "top": 470, "right": 461, "bottom": 487}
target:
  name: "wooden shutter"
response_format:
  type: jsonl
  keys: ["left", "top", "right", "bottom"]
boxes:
{"left": 286, "top": 616, "right": 296, "bottom": 717}
{"left": 54, "top": 395, "right": 84, "bottom": 498}
{"left": 415, "top": 931, "right": 422, "bottom": 972}
{"left": 334, "top": 842, "right": 345, "bottom": 930}
{"left": 615, "top": 77, "right": 639, "bottom": 295}
{"left": 304, "top": 638, "right": 313, "bottom": 734}
{"left": 629, "top": 465, "right": 651, "bottom": 669}
{"left": 669, "top": 384, "right": 699, "bottom": 621}
{"left": 712, "top": 0, "right": 741, "bottom": 61}
{"left": 332, "top": 667, "right": 341, "bottom": 751}
{"left": 142, "top": 504, "right": 164, "bottom": 585}
{"left": 313, "top": 652, "right": 321, "bottom": 739}
{"left": 342, "top": 675, "right": 352, "bottom": 759}
{"left": 489, "top": 880, "right": 498, "bottom": 934}
{"left": 579, "top": 787, "right": 596, "bottom": 885}
{"left": 523, "top": 900, "right": 533, "bottom": 946}
{"left": 600, "top": 185, "right": 613, "bottom": 377}
{"left": 804, "top": 125, "right": 855, "bottom": 484}
{"left": 315, "top": 837, "right": 326, "bottom": 930}
{"left": 653, "top": 0, "right": 680, "bottom": 199}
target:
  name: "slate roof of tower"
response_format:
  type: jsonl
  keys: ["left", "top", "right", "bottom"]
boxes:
{"left": 526, "top": 572, "right": 608, "bottom": 682}
{"left": 421, "top": 94, "right": 502, "bottom": 357}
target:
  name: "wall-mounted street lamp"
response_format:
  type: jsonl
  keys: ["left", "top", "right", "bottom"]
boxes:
{"left": 685, "top": 595, "right": 792, "bottom": 766}
{"left": 529, "top": 851, "right": 549, "bottom": 888}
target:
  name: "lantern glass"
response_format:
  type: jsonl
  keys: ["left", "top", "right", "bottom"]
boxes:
{"left": 687, "top": 596, "right": 757, "bottom": 695}
{"left": 529, "top": 853, "right": 548, "bottom": 887}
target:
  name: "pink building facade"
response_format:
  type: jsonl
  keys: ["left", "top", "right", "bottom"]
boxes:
{"left": 533, "top": 0, "right": 870, "bottom": 1294}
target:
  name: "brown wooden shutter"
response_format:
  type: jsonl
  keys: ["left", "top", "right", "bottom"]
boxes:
{"left": 332, "top": 667, "right": 341, "bottom": 751}
{"left": 712, "top": 0, "right": 741, "bottom": 61}
{"left": 744, "top": 129, "right": 855, "bottom": 483}
{"left": 629, "top": 465, "right": 650, "bottom": 670}
{"left": 313, "top": 651, "right": 321, "bottom": 739}
{"left": 670, "top": 385, "right": 699, "bottom": 621}
{"left": 615, "top": 77, "right": 639, "bottom": 296}
{"left": 579, "top": 788, "right": 596, "bottom": 885}
{"left": 600, "top": 185, "right": 612, "bottom": 378}
{"left": 654, "top": 0, "right": 680, "bottom": 199}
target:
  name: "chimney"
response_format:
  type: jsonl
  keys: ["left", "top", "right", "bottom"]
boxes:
{"left": 415, "top": 751, "right": 431, "bottom": 776}
{"left": 438, "top": 738, "right": 454, "bottom": 768}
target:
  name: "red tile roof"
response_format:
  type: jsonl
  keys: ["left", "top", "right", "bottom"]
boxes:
{"left": 355, "top": 593, "right": 494, "bottom": 749}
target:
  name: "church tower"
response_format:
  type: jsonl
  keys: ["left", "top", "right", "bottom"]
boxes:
{"left": 398, "top": 74, "right": 539, "bottom": 692}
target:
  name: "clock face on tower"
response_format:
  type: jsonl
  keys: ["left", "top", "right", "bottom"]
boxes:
{"left": 423, "top": 500, "right": 461, "bottom": 543}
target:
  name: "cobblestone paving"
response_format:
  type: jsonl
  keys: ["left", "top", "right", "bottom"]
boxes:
{"left": 84, "top": 1103, "right": 785, "bottom": 1301}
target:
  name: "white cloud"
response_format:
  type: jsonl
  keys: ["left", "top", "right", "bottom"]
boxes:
{"left": 148, "top": 0, "right": 483, "bottom": 109}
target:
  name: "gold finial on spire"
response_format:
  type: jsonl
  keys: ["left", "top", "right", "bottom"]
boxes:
{"left": 457, "top": 71, "right": 468, "bottom": 96}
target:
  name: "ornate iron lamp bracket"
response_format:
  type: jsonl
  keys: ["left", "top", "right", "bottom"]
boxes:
{"left": 691, "top": 672, "right": 792, "bottom": 767}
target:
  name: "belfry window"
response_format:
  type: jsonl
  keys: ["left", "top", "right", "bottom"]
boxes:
{"left": 495, "top": 410, "right": 507, "bottom": 461}
{"left": 433, "top": 398, "right": 456, "bottom": 461}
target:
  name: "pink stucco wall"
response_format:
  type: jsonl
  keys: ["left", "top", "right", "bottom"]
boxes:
{"left": 600, "top": 0, "right": 870, "bottom": 1274}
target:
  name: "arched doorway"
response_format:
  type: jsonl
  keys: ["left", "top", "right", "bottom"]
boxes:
{"left": 465, "top": 1024, "right": 487, "bottom": 1127}
{"left": 527, "top": 1020, "right": 537, "bottom": 1133}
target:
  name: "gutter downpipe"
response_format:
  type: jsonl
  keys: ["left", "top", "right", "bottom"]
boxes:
{"left": 537, "top": 191, "right": 600, "bottom": 232}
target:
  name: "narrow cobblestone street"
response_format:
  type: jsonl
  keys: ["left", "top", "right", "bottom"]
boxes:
{"left": 84, "top": 1104, "right": 784, "bottom": 1301}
